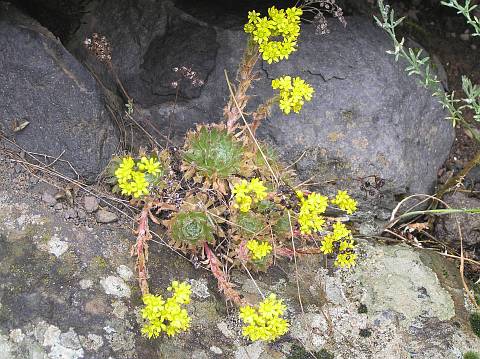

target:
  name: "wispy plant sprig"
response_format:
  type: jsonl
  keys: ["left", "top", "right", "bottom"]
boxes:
{"left": 441, "top": 0, "right": 480, "bottom": 36}
{"left": 374, "top": 0, "right": 480, "bottom": 141}
{"left": 462, "top": 76, "right": 480, "bottom": 122}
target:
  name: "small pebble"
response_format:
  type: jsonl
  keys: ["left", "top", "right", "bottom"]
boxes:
{"left": 96, "top": 209, "right": 118, "bottom": 223}
{"left": 460, "top": 33, "right": 470, "bottom": 41}
{"left": 42, "top": 191, "right": 57, "bottom": 205}
{"left": 84, "top": 196, "right": 99, "bottom": 213}
{"left": 54, "top": 203, "right": 63, "bottom": 211}
{"left": 14, "top": 164, "right": 23, "bottom": 173}
{"left": 64, "top": 208, "right": 77, "bottom": 219}
{"left": 77, "top": 209, "right": 87, "bottom": 220}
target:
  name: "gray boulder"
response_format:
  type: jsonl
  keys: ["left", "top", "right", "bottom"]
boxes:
{"left": 435, "top": 191, "right": 480, "bottom": 258}
{"left": 0, "top": 5, "right": 119, "bottom": 183}
{"left": 258, "top": 18, "right": 454, "bottom": 217}
{"left": 69, "top": 3, "right": 454, "bottom": 222}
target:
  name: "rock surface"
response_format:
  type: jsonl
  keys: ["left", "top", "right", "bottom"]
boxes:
{"left": 69, "top": 4, "right": 454, "bottom": 225}
{"left": 435, "top": 191, "right": 480, "bottom": 259}
{"left": 0, "top": 156, "right": 478, "bottom": 358}
{"left": 0, "top": 4, "right": 119, "bottom": 183}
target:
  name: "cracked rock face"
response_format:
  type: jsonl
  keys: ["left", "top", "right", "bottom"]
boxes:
{"left": 0, "top": 4, "right": 119, "bottom": 183}
{"left": 1, "top": 160, "right": 479, "bottom": 358}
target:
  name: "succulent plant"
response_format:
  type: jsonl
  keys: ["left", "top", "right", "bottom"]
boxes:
{"left": 236, "top": 212, "right": 267, "bottom": 237}
{"left": 182, "top": 125, "right": 244, "bottom": 180}
{"left": 272, "top": 213, "right": 291, "bottom": 238}
{"left": 170, "top": 211, "right": 214, "bottom": 245}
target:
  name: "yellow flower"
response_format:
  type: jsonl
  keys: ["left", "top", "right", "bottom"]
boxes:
{"left": 334, "top": 252, "right": 357, "bottom": 268}
{"left": 339, "top": 239, "right": 355, "bottom": 252}
{"left": 272, "top": 76, "right": 315, "bottom": 114}
{"left": 239, "top": 293, "right": 289, "bottom": 342}
{"left": 297, "top": 191, "right": 328, "bottom": 235}
{"left": 115, "top": 156, "right": 135, "bottom": 184}
{"left": 244, "top": 6, "right": 303, "bottom": 63}
{"left": 168, "top": 281, "right": 192, "bottom": 304}
{"left": 249, "top": 178, "right": 268, "bottom": 201}
{"left": 331, "top": 190, "right": 357, "bottom": 214}
{"left": 130, "top": 171, "right": 149, "bottom": 198}
{"left": 320, "top": 235, "right": 334, "bottom": 254}
{"left": 115, "top": 155, "right": 153, "bottom": 198}
{"left": 247, "top": 240, "right": 272, "bottom": 260}
{"left": 232, "top": 178, "right": 268, "bottom": 212}
{"left": 141, "top": 281, "right": 192, "bottom": 339}
{"left": 138, "top": 156, "right": 162, "bottom": 175}
{"left": 331, "top": 221, "right": 352, "bottom": 240}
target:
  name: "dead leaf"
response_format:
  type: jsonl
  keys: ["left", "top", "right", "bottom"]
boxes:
{"left": 11, "top": 119, "right": 30, "bottom": 133}
{"left": 406, "top": 222, "right": 429, "bottom": 232}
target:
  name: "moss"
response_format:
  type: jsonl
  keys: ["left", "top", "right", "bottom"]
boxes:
{"left": 341, "top": 109, "right": 353, "bottom": 121}
{"left": 288, "top": 344, "right": 334, "bottom": 359}
{"left": 473, "top": 283, "right": 480, "bottom": 306}
{"left": 464, "top": 352, "right": 480, "bottom": 359}
{"left": 91, "top": 256, "right": 109, "bottom": 270}
{"left": 357, "top": 303, "right": 368, "bottom": 314}
{"left": 359, "top": 328, "right": 372, "bottom": 338}
{"left": 469, "top": 312, "right": 480, "bottom": 338}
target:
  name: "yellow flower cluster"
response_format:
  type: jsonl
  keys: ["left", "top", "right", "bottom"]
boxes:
{"left": 246, "top": 240, "right": 272, "bottom": 261}
{"left": 232, "top": 178, "right": 268, "bottom": 212}
{"left": 239, "top": 293, "right": 289, "bottom": 341}
{"left": 297, "top": 191, "right": 328, "bottom": 235}
{"left": 320, "top": 221, "right": 357, "bottom": 268}
{"left": 244, "top": 7, "right": 303, "bottom": 64}
{"left": 141, "top": 281, "right": 192, "bottom": 338}
{"left": 272, "top": 76, "right": 315, "bottom": 114}
{"left": 115, "top": 156, "right": 162, "bottom": 198}
{"left": 331, "top": 190, "right": 357, "bottom": 214}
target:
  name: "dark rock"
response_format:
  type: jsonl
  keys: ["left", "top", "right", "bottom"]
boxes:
{"left": 434, "top": 192, "right": 480, "bottom": 259}
{"left": 0, "top": 5, "right": 119, "bottom": 183}
{"left": 255, "top": 19, "right": 453, "bottom": 213}
{"left": 69, "top": 6, "right": 453, "bottom": 220}
{"left": 66, "top": 0, "right": 171, "bottom": 98}
{"left": 137, "top": 18, "right": 219, "bottom": 106}
{"left": 95, "top": 209, "right": 118, "bottom": 223}
{"left": 83, "top": 196, "right": 99, "bottom": 213}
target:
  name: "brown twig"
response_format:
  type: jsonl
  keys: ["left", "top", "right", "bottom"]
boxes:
{"left": 224, "top": 40, "right": 261, "bottom": 132}
{"left": 288, "top": 210, "right": 305, "bottom": 313}
{"left": 204, "top": 242, "right": 246, "bottom": 306}
{"left": 132, "top": 203, "right": 152, "bottom": 295}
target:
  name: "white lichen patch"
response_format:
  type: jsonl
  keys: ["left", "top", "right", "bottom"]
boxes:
{"left": 112, "top": 301, "right": 128, "bottom": 319}
{"left": 0, "top": 334, "right": 13, "bottom": 359}
{"left": 79, "top": 279, "right": 93, "bottom": 289}
{"left": 210, "top": 346, "right": 223, "bottom": 354}
{"left": 347, "top": 244, "right": 455, "bottom": 325}
{"left": 116, "top": 265, "right": 134, "bottom": 281}
{"left": 46, "top": 235, "right": 69, "bottom": 257}
{"left": 79, "top": 333, "right": 104, "bottom": 352}
{"left": 234, "top": 341, "right": 266, "bottom": 359}
{"left": 189, "top": 278, "right": 210, "bottom": 299}
{"left": 217, "top": 321, "right": 236, "bottom": 340}
{"left": 0, "top": 202, "right": 45, "bottom": 232}
{"left": 39, "top": 324, "right": 84, "bottom": 359}
{"left": 9, "top": 329, "right": 25, "bottom": 344}
{"left": 100, "top": 276, "right": 131, "bottom": 298}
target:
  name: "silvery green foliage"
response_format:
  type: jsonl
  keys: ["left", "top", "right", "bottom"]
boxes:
{"left": 375, "top": 0, "right": 480, "bottom": 139}
{"left": 441, "top": 0, "right": 480, "bottom": 36}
